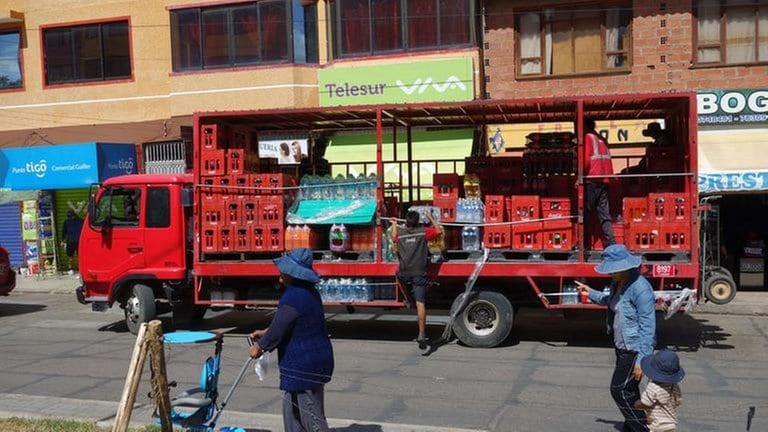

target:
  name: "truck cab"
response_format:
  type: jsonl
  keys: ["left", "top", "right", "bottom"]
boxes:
{"left": 76, "top": 173, "right": 195, "bottom": 333}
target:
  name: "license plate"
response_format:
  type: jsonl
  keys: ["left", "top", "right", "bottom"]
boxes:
{"left": 652, "top": 264, "right": 676, "bottom": 277}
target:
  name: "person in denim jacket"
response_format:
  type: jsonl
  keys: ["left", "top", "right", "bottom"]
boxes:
{"left": 576, "top": 244, "right": 656, "bottom": 432}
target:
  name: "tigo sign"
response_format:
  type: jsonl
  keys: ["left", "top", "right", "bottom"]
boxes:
{"left": 697, "top": 90, "right": 768, "bottom": 124}
{"left": 319, "top": 58, "right": 474, "bottom": 106}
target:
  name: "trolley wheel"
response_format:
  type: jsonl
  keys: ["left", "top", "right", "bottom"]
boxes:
{"left": 451, "top": 291, "right": 514, "bottom": 348}
{"left": 704, "top": 273, "right": 737, "bottom": 305}
{"left": 124, "top": 284, "right": 156, "bottom": 335}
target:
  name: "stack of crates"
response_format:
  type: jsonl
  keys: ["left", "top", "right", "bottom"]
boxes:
{"left": 622, "top": 192, "right": 691, "bottom": 252}
{"left": 199, "top": 123, "right": 294, "bottom": 254}
{"left": 507, "top": 195, "right": 541, "bottom": 250}
{"left": 540, "top": 198, "right": 574, "bottom": 251}
{"left": 483, "top": 195, "right": 509, "bottom": 248}
{"left": 432, "top": 173, "right": 460, "bottom": 222}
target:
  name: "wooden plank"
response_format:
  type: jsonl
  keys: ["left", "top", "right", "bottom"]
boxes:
{"left": 112, "top": 323, "right": 148, "bottom": 432}
{"left": 147, "top": 320, "right": 172, "bottom": 432}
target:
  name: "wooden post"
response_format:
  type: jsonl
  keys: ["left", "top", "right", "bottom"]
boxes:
{"left": 147, "top": 320, "right": 173, "bottom": 432}
{"left": 112, "top": 323, "right": 149, "bottom": 432}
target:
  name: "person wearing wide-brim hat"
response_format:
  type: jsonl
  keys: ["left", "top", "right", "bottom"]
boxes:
{"left": 249, "top": 248, "right": 334, "bottom": 432}
{"left": 576, "top": 244, "right": 657, "bottom": 432}
{"left": 634, "top": 349, "right": 684, "bottom": 432}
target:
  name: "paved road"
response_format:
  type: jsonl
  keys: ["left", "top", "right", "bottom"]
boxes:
{"left": 0, "top": 291, "right": 766, "bottom": 431}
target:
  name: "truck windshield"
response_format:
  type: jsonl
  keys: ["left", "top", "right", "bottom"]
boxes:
{"left": 91, "top": 187, "right": 143, "bottom": 228}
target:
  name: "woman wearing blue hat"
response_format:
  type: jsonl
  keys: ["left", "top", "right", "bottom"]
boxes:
{"left": 249, "top": 248, "right": 334, "bottom": 432}
{"left": 575, "top": 244, "right": 657, "bottom": 432}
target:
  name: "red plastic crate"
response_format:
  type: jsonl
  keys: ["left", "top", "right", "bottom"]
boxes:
{"left": 433, "top": 173, "right": 461, "bottom": 199}
{"left": 254, "top": 173, "right": 297, "bottom": 195}
{"left": 201, "top": 124, "right": 226, "bottom": 151}
{"left": 235, "top": 226, "right": 251, "bottom": 252}
{"left": 228, "top": 127, "right": 253, "bottom": 150}
{"left": 542, "top": 221, "right": 574, "bottom": 251}
{"left": 661, "top": 222, "right": 691, "bottom": 251}
{"left": 512, "top": 221, "right": 542, "bottom": 250}
{"left": 483, "top": 225, "right": 511, "bottom": 248}
{"left": 201, "top": 150, "right": 226, "bottom": 176}
{"left": 432, "top": 197, "right": 457, "bottom": 223}
{"left": 623, "top": 197, "right": 648, "bottom": 223}
{"left": 648, "top": 193, "right": 669, "bottom": 221}
{"left": 242, "top": 200, "right": 258, "bottom": 225}
{"left": 218, "top": 175, "right": 232, "bottom": 200}
{"left": 252, "top": 225, "right": 284, "bottom": 251}
{"left": 541, "top": 197, "right": 571, "bottom": 218}
{"left": 232, "top": 174, "right": 252, "bottom": 199}
{"left": 227, "top": 149, "right": 245, "bottom": 175}
{"left": 492, "top": 157, "right": 523, "bottom": 177}
{"left": 506, "top": 195, "right": 540, "bottom": 221}
{"left": 259, "top": 196, "right": 284, "bottom": 224}
{"left": 201, "top": 177, "right": 217, "bottom": 201}
{"left": 202, "top": 228, "right": 218, "bottom": 252}
{"left": 484, "top": 195, "right": 505, "bottom": 222}
{"left": 201, "top": 202, "right": 223, "bottom": 226}
{"left": 669, "top": 193, "right": 690, "bottom": 222}
{"left": 225, "top": 201, "right": 241, "bottom": 225}
{"left": 218, "top": 227, "right": 235, "bottom": 252}
{"left": 627, "top": 222, "right": 661, "bottom": 251}
{"left": 591, "top": 222, "right": 627, "bottom": 251}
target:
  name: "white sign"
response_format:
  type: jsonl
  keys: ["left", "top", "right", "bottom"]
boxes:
{"left": 258, "top": 139, "right": 309, "bottom": 165}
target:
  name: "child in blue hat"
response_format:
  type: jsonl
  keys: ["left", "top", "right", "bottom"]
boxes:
{"left": 634, "top": 349, "right": 684, "bottom": 432}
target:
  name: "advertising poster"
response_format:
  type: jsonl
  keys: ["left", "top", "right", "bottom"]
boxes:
{"left": 22, "top": 200, "right": 38, "bottom": 241}
{"left": 258, "top": 138, "right": 309, "bottom": 165}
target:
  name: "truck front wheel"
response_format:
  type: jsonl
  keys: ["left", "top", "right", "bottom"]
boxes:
{"left": 451, "top": 291, "right": 514, "bottom": 348}
{"left": 704, "top": 273, "right": 737, "bottom": 305}
{"left": 124, "top": 284, "right": 157, "bottom": 334}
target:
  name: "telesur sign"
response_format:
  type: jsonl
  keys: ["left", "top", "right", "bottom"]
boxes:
{"left": 319, "top": 58, "right": 474, "bottom": 106}
{"left": 697, "top": 90, "right": 768, "bottom": 124}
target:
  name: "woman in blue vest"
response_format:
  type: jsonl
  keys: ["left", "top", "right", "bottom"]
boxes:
{"left": 249, "top": 248, "right": 334, "bottom": 432}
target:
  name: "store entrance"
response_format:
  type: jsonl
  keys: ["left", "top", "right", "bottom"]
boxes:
{"left": 719, "top": 193, "right": 768, "bottom": 290}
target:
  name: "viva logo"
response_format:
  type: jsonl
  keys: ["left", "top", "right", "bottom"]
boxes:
{"left": 26, "top": 160, "right": 47, "bottom": 179}
{"left": 396, "top": 76, "right": 467, "bottom": 95}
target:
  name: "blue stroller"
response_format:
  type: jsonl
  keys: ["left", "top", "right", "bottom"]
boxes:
{"left": 159, "top": 331, "right": 254, "bottom": 432}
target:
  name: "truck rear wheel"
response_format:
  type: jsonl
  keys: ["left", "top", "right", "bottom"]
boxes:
{"left": 704, "top": 273, "right": 737, "bottom": 305}
{"left": 125, "top": 284, "right": 156, "bottom": 335}
{"left": 451, "top": 291, "right": 514, "bottom": 348}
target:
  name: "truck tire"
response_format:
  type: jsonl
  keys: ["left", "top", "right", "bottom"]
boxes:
{"left": 704, "top": 273, "right": 737, "bottom": 305}
{"left": 124, "top": 284, "right": 156, "bottom": 335}
{"left": 451, "top": 291, "right": 514, "bottom": 348}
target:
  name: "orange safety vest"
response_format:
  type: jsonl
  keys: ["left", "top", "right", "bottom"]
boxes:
{"left": 585, "top": 132, "right": 613, "bottom": 183}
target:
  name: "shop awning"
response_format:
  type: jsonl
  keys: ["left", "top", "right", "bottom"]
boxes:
{"left": 287, "top": 199, "right": 377, "bottom": 225}
{"left": 0, "top": 142, "right": 137, "bottom": 191}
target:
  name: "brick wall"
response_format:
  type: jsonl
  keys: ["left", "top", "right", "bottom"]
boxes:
{"left": 483, "top": 0, "right": 768, "bottom": 99}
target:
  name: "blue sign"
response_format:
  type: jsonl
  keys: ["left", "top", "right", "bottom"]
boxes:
{"left": 0, "top": 142, "right": 136, "bottom": 191}
{"left": 699, "top": 171, "right": 768, "bottom": 193}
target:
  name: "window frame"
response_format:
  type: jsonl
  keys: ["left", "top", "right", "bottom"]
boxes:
{"left": 169, "top": 0, "right": 294, "bottom": 72}
{"left": 514, "top": 3, "right": 633, "bottom": 79}
{"left": 0, "top": 28, "right": 24, "bottom": 92}
{"left": 693, "top": 0, "right": 768, "bottom": 67}
{"left": 40, "top": 17, "right": 133, "bottom": 87}
{"left": 328, "top": 0, "right": 476, "bottom": 59}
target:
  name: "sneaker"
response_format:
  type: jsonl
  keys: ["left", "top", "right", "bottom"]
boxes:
{"left": 417, "top": 337, "right": 429, "bottom": 350}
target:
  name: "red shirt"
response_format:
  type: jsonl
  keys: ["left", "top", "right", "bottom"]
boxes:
{"left": 585, "top": 132, "right": 613, "bottom": 183}
{"left": 393, "top": 226, "right": 440, "bottom": 243}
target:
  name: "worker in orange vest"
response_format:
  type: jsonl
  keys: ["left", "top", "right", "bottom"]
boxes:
{"left": 584, "top": 118, "right": 615, "bottom": 246}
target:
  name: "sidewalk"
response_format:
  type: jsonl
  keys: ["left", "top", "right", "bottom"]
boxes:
{"left": 0, "top": 393, "right": 486, "bottom": 432}
{"left": 12, "top": 273, "right": 767, "bottom": 316}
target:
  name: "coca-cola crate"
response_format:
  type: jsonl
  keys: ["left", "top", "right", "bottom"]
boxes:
{"left": 252, "top": 225, "right": 284, "bottom": 251}
{"left": 201, "top": 150, "right": 226, "bottom": 176}
{"left": 259, "top": 196, "right": 284, "bottom": 224}
{"left": 506, "top": 195, "right": 540, "bottom": 221}
{"left": 591, "top": 222, "right": 627, "bottom": 251}
{"left": 218, "top": 227, "right": 235, "bottom": 252}
{"left": 225, "top": 201, "right": 241, "bottom": 225}
{"left": 542, "top": 220, "right": 575, "bottom": 251}
{"left": 254, "top": 173, "right": 296, "bottom": 195}
{"left": 432, "top": 197, "right": 457, "bottom": 223}
{"left": 202, "top": 228, "right": 218, "bottom": 252}
{"left": 227, "top": 149, "right": 245, "bottom": 175}
{"left": 648, "top": 193, "right": 669, "bottom": 221}
{"left": 512, "top": 221, "right": 542, "bottom": 250}
{"left": 201, "top": 124, "right": 226, "bottom": 151}
{"left": 433, "top": 173, "right": 461, "bottom": 199}
{"left": 201, "top": 202, "right": 223, "bottom": 226}
{"left": 228, "top": 127, "right": 253, "bottom": 150}
{"left": 483, "top": 225, "right": 511, "bottom": 248}
{"left": 218, "top": 175, "right": 232, "bottom": 200}
{"left": 661, "top": 222, "right": 691, "bottom": 251}
{"left": 668, "top": 193, "right": 690, "bottom": 221}
{"left": 541, "top": 197, "right": 571, "bottom": 218}
{"left": 623, "top": 197, "right": 648, "bottom": 223}
{"left": 492, "top": 157, "right": 523, "bottom": 177}
{"left": 484, "top": 195, "right": 505, "bottom": 222}
{"left": 235, "top": 226, "right": 251, "bottom": 252}
{"left": 201, "top": 177, "right": 217, "bottom": 201}
{"left": 242, "top": 200, "right": 258, "bottom": 225}
{"left": 627, "top": 222, "right": 661, "bottom": 251}
{"left": 232, "top": 174, "right": 252, "bottom": 199}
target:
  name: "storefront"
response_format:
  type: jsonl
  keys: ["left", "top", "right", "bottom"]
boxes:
{"left": 0, "top": 142, "right": 137, "bottom": 272}
{"left": 697, "top": 89, "right": 768, "bottom": 290}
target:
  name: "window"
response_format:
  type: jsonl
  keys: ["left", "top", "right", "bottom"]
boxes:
{"left": 0, "top": 30, "right": 22, "bottom": 89}
{"left": 146, "top": 188, "right": 170, "bottom": 228}
{"left": 170, "top": 1, "right": 305, "bottom": 71}
{"left": 517, "top": 4, "right": 631, "bottom": 77}
{"left": 91, "top": 188, "right": 142, "bottom": 228}
{"left": 43, "top": 21, "right": 131, "bottom": 85}
{"left": 696, "top": 0, "right": 768, "bottom": 65}
{"left": 330, "top": 0, "right": 474, "bottom": 58}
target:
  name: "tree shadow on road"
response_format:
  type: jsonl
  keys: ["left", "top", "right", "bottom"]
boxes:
{"left": 0, "top": 302, "right": 46, "bottom": 318}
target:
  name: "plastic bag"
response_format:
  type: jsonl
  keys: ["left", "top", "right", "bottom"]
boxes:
{"left": 254, "top": 351, "right": 270, "bottom": 381}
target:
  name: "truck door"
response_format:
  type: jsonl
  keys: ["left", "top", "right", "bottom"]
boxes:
{"left": 82, "top": 186, "right": 145, "bottom": 296}
{"left": 142, "top": 186, "right": 186, "bottom": 274}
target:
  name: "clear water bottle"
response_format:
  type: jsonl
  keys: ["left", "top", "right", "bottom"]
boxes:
{"left": 316, "top": 278, "right": 326, "bottom": 301}
{"left": 326, "top": 279, "right": 337, "bottom": 302}
{"left": 320, "top": 175, "right": 332, "bottom": 200}
{"left": 462, "top": 226, "right": 481, "bottom": 251}
{"left": 367, "top": 173, "right": 377, "bottom": 199}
